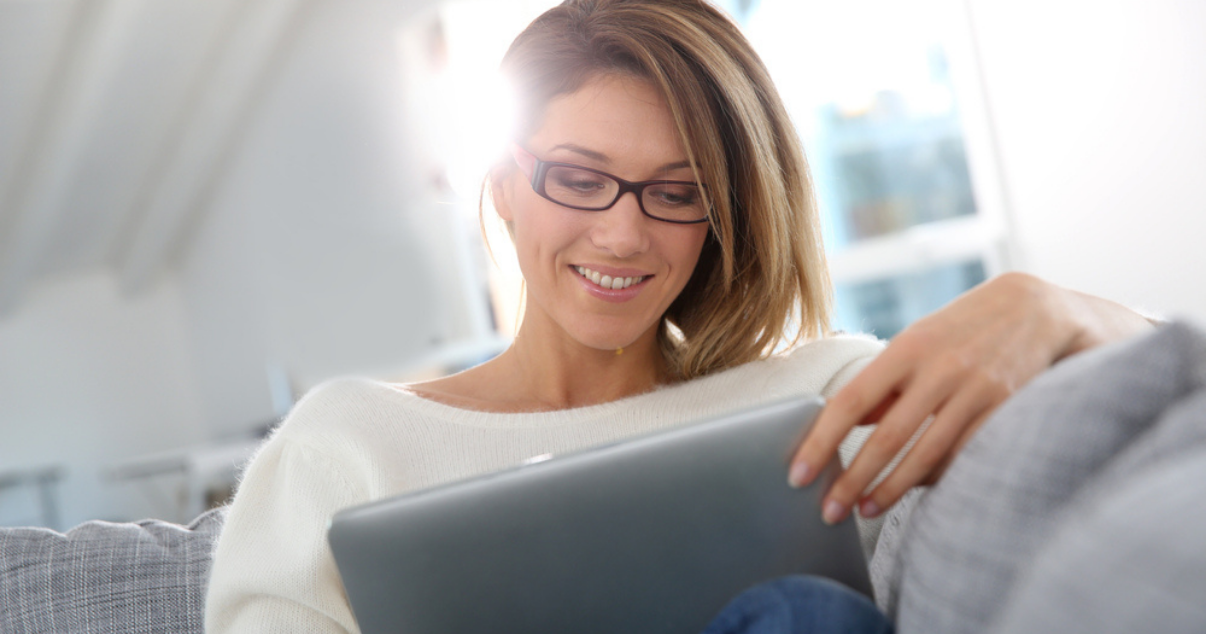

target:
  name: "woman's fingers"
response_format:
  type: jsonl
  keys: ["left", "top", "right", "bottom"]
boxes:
{"left": 856, "top": 389, "right": 996, "bottom": 518}
{"left": 813, "top": 358, "right": 962, "bottom": 524}
{"left": 786, "top": 273, "right": 1153, "bottom": 525}
{"left": 788, "top": 348, "right": 912, "bottom": 488}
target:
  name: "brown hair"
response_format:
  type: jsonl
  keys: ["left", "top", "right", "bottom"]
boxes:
{"left": 493, "top": 0, "right": 831, "bottom": 379}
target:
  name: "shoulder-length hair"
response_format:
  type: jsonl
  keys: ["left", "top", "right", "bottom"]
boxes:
{"left": 493, "top": 0, "right": 831, "bottom": 380}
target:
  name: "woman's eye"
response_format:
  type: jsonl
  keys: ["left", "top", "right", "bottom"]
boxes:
{"left": 649, "top": 185, "right": 700, "bottom": 207}
{"left": 552, "top": 173, "right": 606, "bottom": 192}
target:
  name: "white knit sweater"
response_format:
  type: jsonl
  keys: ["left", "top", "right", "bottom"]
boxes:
{"left": 204, "top": 334, "right": 883, "bottom": 633}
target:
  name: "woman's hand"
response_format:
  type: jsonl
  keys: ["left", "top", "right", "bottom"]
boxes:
{"left": 787, "top": 272, "right": 1156, "bottom": 524}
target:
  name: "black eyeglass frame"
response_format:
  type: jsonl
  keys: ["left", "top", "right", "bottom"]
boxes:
{"left": 511, "top": 144, "right": 710, "bottom": 225}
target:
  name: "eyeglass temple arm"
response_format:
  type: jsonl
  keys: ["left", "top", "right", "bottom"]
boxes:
{"left": 509, "top": 143, "right": 537, "bottom": 182}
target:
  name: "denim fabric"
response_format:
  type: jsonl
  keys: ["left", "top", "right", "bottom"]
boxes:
{"left": 703, "top": 575, "right": 893, "bottom": 634}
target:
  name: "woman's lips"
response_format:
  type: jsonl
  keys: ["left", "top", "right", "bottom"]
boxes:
{"left": 570, "top": 265, "right": 652, "bottom": 302}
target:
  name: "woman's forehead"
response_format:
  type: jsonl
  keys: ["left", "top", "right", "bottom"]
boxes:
{"left": 526, "top": 74, "right": 690, "bottom": 170}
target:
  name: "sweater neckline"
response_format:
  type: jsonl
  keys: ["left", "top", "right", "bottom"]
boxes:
{"left": 374, "top": 380, "right": 675, "bottom": 428}
{"left": 364, "top": 335, "right": 881, "bottom": 429}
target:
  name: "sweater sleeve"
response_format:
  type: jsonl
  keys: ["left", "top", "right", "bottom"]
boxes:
{"left": 204, "top": 435, "right": 367, "bottom": 634}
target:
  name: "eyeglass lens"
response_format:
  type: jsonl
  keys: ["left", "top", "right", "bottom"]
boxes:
{"left": 543, "top": 165, "right": 707, "bottom": 223}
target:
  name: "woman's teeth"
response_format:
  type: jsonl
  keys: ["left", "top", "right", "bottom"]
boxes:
{"left": 575, "top": 266, "right": 646, "bottom": 290}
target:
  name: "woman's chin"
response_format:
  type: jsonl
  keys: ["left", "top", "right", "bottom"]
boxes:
{"left": 570, "top": 328, "right": 650, "bottom": 354}
{"left": 548, "top": 311, "right": 661, "bottom": 354}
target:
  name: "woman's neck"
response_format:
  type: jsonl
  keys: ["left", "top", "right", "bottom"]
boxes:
{"left": 406, "top": 308, "right": 675, "bottom": 414}
{"left": 496, "top": 324, "right": 670, "bottom": 411}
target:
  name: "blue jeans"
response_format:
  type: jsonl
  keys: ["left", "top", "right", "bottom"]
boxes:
{"left": 701, "top": 576, "right": 894, "bottom": 634}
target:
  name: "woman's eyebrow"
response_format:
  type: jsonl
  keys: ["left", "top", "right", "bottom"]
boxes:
{"left": 550, "top": 142, "right": 692, "bottom": 173}
{"left": 551, "top": 143, "right": 608, "bottom": 162}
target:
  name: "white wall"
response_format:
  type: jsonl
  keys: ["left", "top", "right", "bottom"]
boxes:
{"left": 1, "top": 0, "right": 495, "bottom": 527}
{"left": 969, "top": 0, "right": 1206, "bottom": 320}
{"left": 180, "top": 0, "right": 487, "bottom": 437}
{"left": 0, "top": 272, "right": 204, "bottom": 528}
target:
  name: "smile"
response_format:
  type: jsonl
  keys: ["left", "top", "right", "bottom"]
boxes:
{"left": 574, "top": 266, "right": 648, "bottom": 290}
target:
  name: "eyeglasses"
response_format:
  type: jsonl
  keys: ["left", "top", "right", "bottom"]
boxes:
{"left": 510, "top": 144, "right": 710, "bottom": 225}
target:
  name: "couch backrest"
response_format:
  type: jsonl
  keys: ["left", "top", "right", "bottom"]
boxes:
{"left": 0, "top": 506, "right": 225, "bottom": 634}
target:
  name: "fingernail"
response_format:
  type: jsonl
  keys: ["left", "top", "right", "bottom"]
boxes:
{"left": 788, "top": 462, "right": 812, "bottom": 488}
{"left": 859, "top": 499, "right": 881, "bottom": 519}
{"left": 822, "top": 499, "right": 846, "bottom": 525}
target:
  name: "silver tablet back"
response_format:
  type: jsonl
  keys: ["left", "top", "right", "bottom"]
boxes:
{"left": 328, "top": 396, "right": 871, "bottom": 634}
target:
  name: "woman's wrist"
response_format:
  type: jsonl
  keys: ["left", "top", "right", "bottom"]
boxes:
{"left": 1047, "top": 278, "right": 1156, "bottom": 359}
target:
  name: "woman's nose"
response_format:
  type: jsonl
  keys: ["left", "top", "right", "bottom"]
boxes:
{"left": 590, "top": 192, "right": 650, "bottom": 258}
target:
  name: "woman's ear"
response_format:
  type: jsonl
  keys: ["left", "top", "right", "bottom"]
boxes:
{"left": 491, "top": 169, "right": 516, "bottom": 222}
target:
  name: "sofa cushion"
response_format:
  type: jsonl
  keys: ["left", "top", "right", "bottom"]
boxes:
{"left": 875, "top": 321, "right": 1206, "bottom": 634}
{"left": 992, "top": 441, "right": 1206, "bottom": 634}
{"left": 0, "top": 506, "right": 225, "bottom": 634}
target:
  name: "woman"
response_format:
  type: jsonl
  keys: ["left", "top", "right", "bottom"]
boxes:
{"left": 204, "top": 1, "right": 1153, "bottom": 631}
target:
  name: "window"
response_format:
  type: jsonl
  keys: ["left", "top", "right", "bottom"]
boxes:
{"left": 744, "top": 0, "right": 1010, "bottom": 338}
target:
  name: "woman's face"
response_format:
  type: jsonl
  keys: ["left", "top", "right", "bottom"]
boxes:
{"left": 495, "top": 73, "right": 710, "bottom": 352}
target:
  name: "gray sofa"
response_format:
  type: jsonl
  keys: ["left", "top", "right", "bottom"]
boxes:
{"left": 871, "top": 319, "right": 1206, "bottom": 633}
{"left": 3, "top": 322, "right": 1205, "bottom": 634}
{"left": 0, "top": 506, "right": 223, "bottom": 633}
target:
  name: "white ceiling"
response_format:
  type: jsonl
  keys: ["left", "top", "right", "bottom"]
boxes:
{"left": 0, "top": 0, "right": 311, "bottom": 316}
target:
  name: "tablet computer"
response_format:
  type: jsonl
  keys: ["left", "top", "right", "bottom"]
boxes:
{"left": 328, "top": 395, "right": 870, "bottom": 634}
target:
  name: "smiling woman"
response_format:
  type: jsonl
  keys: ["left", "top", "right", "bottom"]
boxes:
{"left": 491, "top": 75, "right": 711, "bottom": 382}
{"left": 203, "top": 1, "right": 1154, "bottom": 633}
{"left": 205, "top": 3, "right": 867, "bottom": 631}
{"left": 489, "top": 6, "right": 834, "bottom": 385}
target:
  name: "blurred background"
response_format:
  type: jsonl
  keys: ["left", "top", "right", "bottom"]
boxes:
{"left": 1, "top": 0, "right": 1203, "bottom": 529}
